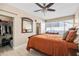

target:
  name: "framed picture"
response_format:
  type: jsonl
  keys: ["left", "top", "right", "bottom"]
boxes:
{"left": 21, "top": 17, "right": 33, "bottom": 33}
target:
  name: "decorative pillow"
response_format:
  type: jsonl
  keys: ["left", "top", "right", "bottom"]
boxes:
{"left": 63, "top": 31, "right": 69, "bottom": 40}
{"left": 66, "top": 30, "right": 77, "bottom": 42}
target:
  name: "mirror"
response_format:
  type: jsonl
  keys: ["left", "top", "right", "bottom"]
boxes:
{"left": 22, "top": 17, "right": 33, "bottom": 33}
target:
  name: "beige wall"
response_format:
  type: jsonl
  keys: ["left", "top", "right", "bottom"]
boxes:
{"left": 74, "top": 8, "right": 79, "bottom": 43}
{"left": 40, "top": 20, "right": 45, "bottom": 33}
{"left": 74, "top": 9, "right": 79, "bottom": 27}
{"left": 0, "top": 4, "right": 45, "bottom": 48}
{"left": 0, "top": 15, "right": 13, "bottom": 21}
{"left": 46, "top": 15, "right": 74, "bottom": 22}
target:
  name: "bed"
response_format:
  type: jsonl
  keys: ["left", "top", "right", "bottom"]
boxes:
{"left": 27, "top": 33, "right": 77, "bottom": 56}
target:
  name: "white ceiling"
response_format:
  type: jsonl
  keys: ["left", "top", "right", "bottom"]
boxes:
{"left": 8, "top": 3, "right": 79, "bottom": 19}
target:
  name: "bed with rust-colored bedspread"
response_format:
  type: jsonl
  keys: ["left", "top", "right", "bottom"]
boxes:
{"left": 27, "top": 34, "right": 77, "bottom": 56}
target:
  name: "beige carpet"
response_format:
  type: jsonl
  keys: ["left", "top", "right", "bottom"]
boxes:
{"left": 0, "top": 45, "right": 45, "bottom": 56}
{"left": 0, "top": 45, "right": 79, "bottom": 56}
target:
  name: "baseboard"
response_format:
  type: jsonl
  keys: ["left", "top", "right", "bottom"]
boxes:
{"left": 13, "top": 43, "right": 26, "bottom": 50}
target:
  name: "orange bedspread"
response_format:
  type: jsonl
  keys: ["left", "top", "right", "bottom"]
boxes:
{"left": 27, "top": 34, "right": 77, "bottom": 56}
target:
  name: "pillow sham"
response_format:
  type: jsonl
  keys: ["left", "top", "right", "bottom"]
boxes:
{"left": 66, "top": 30, "right": 77, "bottom": 42}
{"left": 63, "top": 31, "right": 69, "bottom": 40}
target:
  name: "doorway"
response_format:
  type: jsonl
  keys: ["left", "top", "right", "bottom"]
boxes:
{"left": 0, "top": 15, "right": 13, "bottom": 49}
{"left": 36, "top": 23, "right": 41, "bottom": 35}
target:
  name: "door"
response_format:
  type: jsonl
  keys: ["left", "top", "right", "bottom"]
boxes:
{"left": 36, "top": 23, "right": 41, "bottom": 35}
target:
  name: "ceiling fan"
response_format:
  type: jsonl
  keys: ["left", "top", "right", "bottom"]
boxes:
{"left": 34, "top": 3, "right": 56, "bottom": 12}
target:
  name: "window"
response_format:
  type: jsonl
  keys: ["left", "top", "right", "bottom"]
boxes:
{"left": 64, "top": 20, "right": 73, "bottom": 31}
{"left": 45, "top": 19, "right": 73, "bottom": 35}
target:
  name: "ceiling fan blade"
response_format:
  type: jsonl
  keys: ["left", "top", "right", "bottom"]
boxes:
{"left": 35, "top": 3, "right": 44, "bottom": 8}
{"left": 45, "top": 3, "right": 54, "bottom": 8}
{"left": 34, "top": 9, "right": 41, "bottom": 12}
{"left": 47, "top": 9, "right": 56, "bottom": 11}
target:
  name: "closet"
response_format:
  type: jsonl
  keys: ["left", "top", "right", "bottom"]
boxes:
{"left": 0, "top": 15, "right": 13, "bottom": 47}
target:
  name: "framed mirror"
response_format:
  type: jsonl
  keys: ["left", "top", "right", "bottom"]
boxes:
{"left": 21, "top": 17, "right": 33, "bottom": 33}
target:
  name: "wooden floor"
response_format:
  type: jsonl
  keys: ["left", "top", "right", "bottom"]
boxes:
{"left": 0, "top": 45, "right": 45, "bottom": 56}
